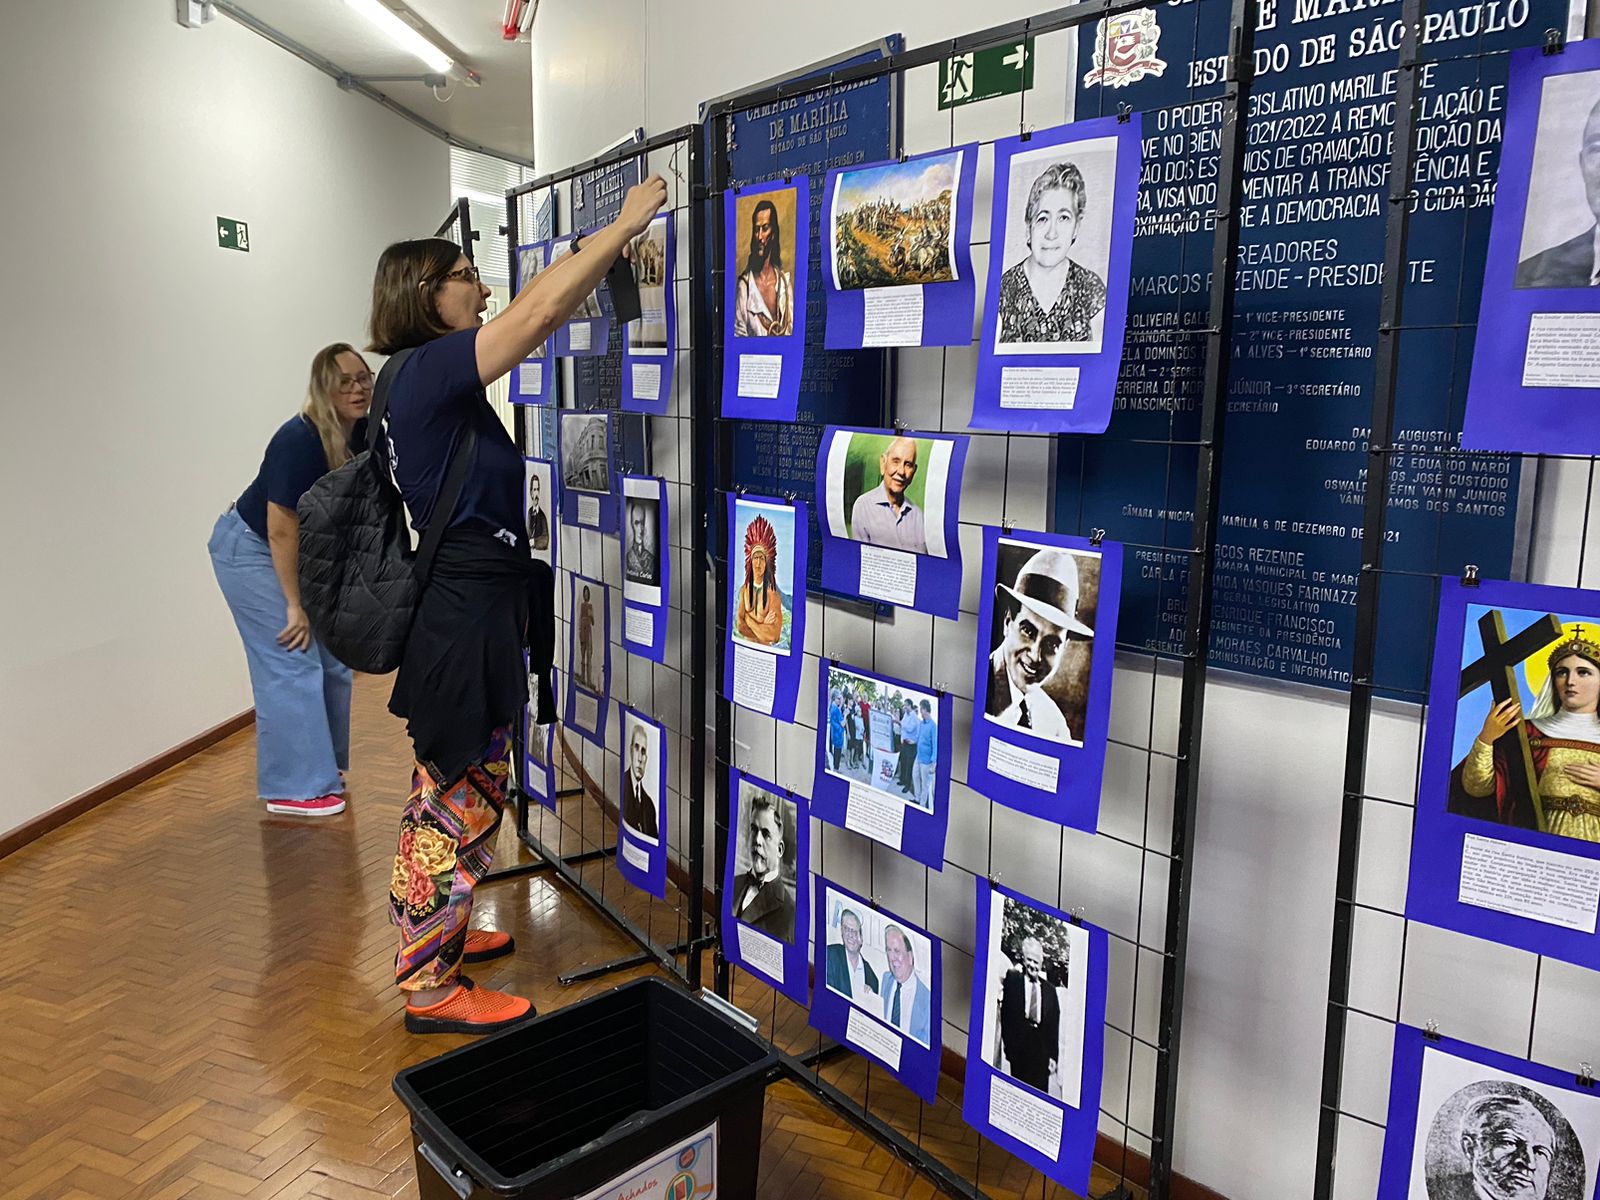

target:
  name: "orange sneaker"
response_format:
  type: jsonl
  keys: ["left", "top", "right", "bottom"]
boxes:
{"left": 463, "top": 929, "right": 515, "bottom": 963}
{"left": 404, "top": 978, "right": 535, "bottom": 1035}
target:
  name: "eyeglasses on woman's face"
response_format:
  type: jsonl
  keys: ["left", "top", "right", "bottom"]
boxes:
{"left": 432, "top": 264, "right": 482, "bottom": 287}
{"left": 336, "top": 371, "right": 374, "bottom": 392}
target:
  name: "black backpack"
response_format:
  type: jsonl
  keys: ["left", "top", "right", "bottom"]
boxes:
{"left": 296, "top": 347, "right": 477, "bottom": 673}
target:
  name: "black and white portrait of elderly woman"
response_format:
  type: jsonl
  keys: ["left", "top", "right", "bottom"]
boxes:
{"left": 996, "top": 138, "right": 1119, "bottom": 355}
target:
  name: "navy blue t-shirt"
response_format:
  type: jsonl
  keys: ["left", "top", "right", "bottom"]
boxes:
{"left": 384, "top": 328, "right": 523, "bottom": 547}
{"left": 236, "top": 414, "right": 361, "bottom": 540}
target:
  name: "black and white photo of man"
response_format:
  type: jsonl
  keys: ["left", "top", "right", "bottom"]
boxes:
{"left": 624, "top": 497, "right": 659, "bottom": 586}
{"left": 1517, "top": 75, "right": 1600, "bottom": 289}
{"left": 621, "top": 719, "right": 659, "bottom": 842}
{"left": 985, "top": 542, "right": 1098, "bottom": 746}
{"left": 524, "top": 460, "right": 552, "bottom": 563}
{"left": 980, "top": 892, "right": 1087, "bottom": 1107}
{"left": 731, "top": 785, "right": 796, "bottom": 943}
{"left": 1424, "top": 1083, "right": 1585, "bottom": 1200}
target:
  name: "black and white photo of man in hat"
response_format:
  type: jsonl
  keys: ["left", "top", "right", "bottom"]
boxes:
{"left": 985, "top": 543, "right": 1098, "bottom": 746}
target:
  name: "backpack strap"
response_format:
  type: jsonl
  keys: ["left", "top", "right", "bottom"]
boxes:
{"left": 367, "top": 344, "right": 479, "bottom": 588}
{"left": 367, "top": 347, "right": 415, "bottom": 456}
{"left": 414, "top": 417, "right": 477, "bottom": 587}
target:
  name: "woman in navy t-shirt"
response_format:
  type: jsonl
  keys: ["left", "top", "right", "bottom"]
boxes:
{"left": 372, "top": 174, "right": 668, "bottom": 1035}
{"left": 208, "top": 343, "right": 372, "bottom": 817}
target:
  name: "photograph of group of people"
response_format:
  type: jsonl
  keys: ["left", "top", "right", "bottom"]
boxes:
{"left": 821, "top": 887, "right": 934, "bottom": 1048}
{"left": 829, "top": 150, "right": 961, "bottom": 291}
{"left": 823, "top": 663, "right": 939, "bottom": 812}
{"left": 822, "top": 429, "right": 957, "bottom": 558}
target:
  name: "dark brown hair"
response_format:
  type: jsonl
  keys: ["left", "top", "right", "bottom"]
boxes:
{"left": 367, "top": 237, "right": 462, "bottom": 354}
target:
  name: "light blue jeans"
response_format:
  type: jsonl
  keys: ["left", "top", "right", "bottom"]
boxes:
{"left": 209, "top": 508, "right": 351, "bottom": 800}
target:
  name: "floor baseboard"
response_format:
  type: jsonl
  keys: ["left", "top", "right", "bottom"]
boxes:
{"left": 0, "top": 709, "right": 256, "bottom": 861}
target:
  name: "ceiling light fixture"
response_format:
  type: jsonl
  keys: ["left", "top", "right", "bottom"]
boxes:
{"left": 343, "top": 0, "right": 453, "bottom": 74}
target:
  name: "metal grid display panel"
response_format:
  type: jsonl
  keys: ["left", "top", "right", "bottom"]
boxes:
{"left": 704, "top": 4, "right": 1257, "bottom": 1196}
{"left": 1313, "top": 10, "right": 1600, "bottom": 1200}
{"left": 502, "top": 129, "right": 710, "bottom": 987}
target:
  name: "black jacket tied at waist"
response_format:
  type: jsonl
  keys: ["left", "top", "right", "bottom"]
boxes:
{"left": 388, "top": 528, "right": 556, "bottom": 782}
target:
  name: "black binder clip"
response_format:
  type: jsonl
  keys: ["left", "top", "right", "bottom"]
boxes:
{"left": 986, "top": 873, "right": 1002, "bottom": 889}
{"left": 1461, "top": 564, "right": 1481, "bottom": 588}
{"left": 1117, "top": 103, "right": 1132, "bottom": 125}
{"left": 1090, "top": 528, "right": 1106, "bottom": 546}
{"left": 898, "top": 151, "right": 908, "bottom": 164}
{"left": 1423, "top": 1019, "right": 1442, "bottom": 1042}
{"left": 1019, "top": 123, "right": 1034, "bottom": 143}
{"left": 1068, "top": 906, "right": 1085, "bottom": 927}
{"left": 1579, "top": 1062, "right": 1595, "bottom": 1089}
{"left": 1544, "top": 27, "right": 1566, "bottom": 55}
{"left": 934, "top": 681, "right": 947, "bottom": 697}
{"left": 1001, "top": 517, "right": 1015, "bottom": 534}
{"left": 783, "top": 490, "right": 798, "bottom": 503}
{"left": 783, "top": 172, "right": 793, "bottom": 185}
{"left": 868, "top": 895, "right": 881, "bottom": 911}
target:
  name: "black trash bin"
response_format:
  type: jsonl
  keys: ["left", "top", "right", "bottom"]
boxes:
{"left": 394, "top": 978, "right": 778, "bottom": 1199}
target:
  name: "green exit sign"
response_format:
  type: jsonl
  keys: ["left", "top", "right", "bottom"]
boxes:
{"left": 217, "top": 217, "right": 250, "bottom": 252}
{"left": 938, "top": 40, "right": 1034, "bottom": 110}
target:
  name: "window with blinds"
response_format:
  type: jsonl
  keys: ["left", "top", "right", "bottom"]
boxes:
{"left": 448, "top": 146, "right": 531, "bottom": 286}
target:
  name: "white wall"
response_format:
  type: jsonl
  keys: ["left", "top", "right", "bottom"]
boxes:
{"left": 0, "top": 1, "right": 448, "bottom": 835}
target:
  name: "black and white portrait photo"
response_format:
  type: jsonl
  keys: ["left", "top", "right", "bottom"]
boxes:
{"left": 983, "top": 539, "right": 1101, "bottom": 747}
{"left": 977, "top": 892, "right": 1088, "bottom": 1107}
{"left": 620, "top": 711, "right": 661, "bottom": 845}
{"left": 624, "top": 493, "right": 661, "bottom": 589}
{"left": 523, "top": 458, "right": 553, "bottom": 566}
{"left": 1404, "top": 1045, "right": 1600, "bottom": 1200}
{"left": 730, "top": 780, "right": 797, "bottom": 944}
{"left": 1517, "top": 70, "right": 1600, "bottom": 290}
{"left": 994, "top": 136, "right": 1119, "bottom": 355}
{"left": 560, "top": 412, "right": 611, "bottom": 494}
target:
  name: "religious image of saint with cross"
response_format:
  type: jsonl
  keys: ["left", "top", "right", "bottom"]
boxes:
{"left": 1449, "top": 612, "right": 1600, "bottom": 843}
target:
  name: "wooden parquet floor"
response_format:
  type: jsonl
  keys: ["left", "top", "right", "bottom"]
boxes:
{"left": 0, "top": 676, "right": 1143, "bottom": 1200}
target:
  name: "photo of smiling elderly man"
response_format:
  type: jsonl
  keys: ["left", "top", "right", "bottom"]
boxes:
{"left": 983, "top": 538, "right": 1101, "bottom": 748}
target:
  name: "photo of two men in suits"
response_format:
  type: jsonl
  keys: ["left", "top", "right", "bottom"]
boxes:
{"left": 821, "top": 890, "right": 934, "bottom": 1048}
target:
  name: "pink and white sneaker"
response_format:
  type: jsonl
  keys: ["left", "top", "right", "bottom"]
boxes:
{"left": 265, "top": 794, "right": 346, "bottom": 817}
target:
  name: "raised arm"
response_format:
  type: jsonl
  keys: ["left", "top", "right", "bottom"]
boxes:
{"left": 475, "top": 174, "right": 669, "bottom": 386}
